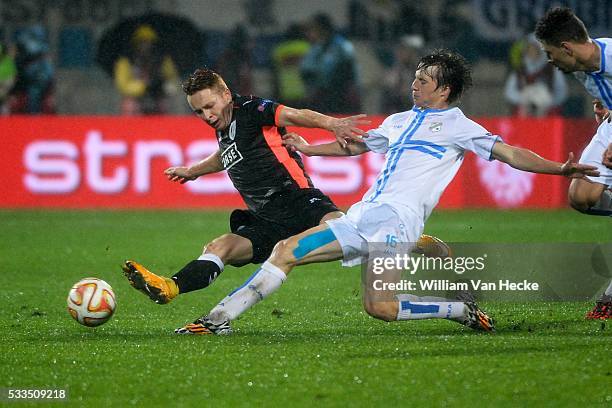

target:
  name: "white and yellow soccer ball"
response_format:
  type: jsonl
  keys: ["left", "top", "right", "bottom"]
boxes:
{"left": 67, "top": 278, "right": 116, "bottom": 327}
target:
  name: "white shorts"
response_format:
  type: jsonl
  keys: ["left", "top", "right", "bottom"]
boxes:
{"left": 325, "top": 201, "right": 424, "bottom": 267}
{"left": 580, "top": 121, "right": 612, "bottom": 187}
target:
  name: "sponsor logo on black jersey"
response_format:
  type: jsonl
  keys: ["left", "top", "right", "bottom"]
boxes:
{"left": 221, "top": 142, "right": 243, "bottom": 170}
{"left": 258, "top": 99, "right": 272, "bottom": 111}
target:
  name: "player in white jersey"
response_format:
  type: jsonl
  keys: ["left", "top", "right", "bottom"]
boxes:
{"left": 536, "top": 7, "right": 612, "bottom": 319}
{"left": 174, "top": 50, "right": 598, "bottom": 335}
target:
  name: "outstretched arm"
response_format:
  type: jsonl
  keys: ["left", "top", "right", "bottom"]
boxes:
{"left": 164, "top": 149, "right": 224, "bottom": 184}
{"left": 282, "top": 132, "right": 370, "bottom": 157}
{"left": 491, "top": 141, "right": 599, "bottom": 178}
{"left": 277, "top": 106, "right": 370, "bottom": 148}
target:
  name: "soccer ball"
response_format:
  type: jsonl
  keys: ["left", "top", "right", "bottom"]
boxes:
{"left": 67, "top": 278, "right": 116, "bottom": 327}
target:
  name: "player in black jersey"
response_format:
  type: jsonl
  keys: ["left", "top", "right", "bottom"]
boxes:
{"left": 121, "top": 68, "right": 449, "bottom": 308}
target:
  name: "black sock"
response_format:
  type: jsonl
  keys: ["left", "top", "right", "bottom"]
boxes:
{"left": 172, "top": 260, "right": 222, "bottom": 294}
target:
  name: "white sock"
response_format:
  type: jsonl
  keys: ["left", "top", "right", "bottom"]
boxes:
{"left": 395, "top": 294, "right": 466, "bottom": 321}
{"left": 605, "top": 280, "right": 612, "bottom": 297}
{"left": 197, "top": 253, "right": 225, "bottom": 271}
{"left": 208, "top": 261, "right": 286, "bottom": 324}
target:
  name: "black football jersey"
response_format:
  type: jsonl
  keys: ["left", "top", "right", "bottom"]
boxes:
{"left": 215, "top": 94, "right": 314, "bottom": 211}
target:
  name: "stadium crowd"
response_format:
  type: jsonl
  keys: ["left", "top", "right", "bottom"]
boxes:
{"left": 0, "top": 0, "right": 603, "bottom": 117}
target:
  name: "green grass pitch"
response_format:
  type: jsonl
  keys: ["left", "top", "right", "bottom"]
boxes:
{"left": 1, "top": 209, "right": 610, "bottom": 406}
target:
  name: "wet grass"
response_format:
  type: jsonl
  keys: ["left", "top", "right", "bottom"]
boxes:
{"left": 1, "top": 210, "right": 610, "bottom": 406}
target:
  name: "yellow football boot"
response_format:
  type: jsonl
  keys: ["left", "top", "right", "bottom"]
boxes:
{"left": 121, "top": 260, "right": 179, "bottom": 304}
{"left": 415, "top": 234, "right": 452, "bottom": 258}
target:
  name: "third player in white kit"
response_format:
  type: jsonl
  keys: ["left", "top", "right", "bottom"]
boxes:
{"left": 536, "top": 7, "right": 612, "bottom": 318}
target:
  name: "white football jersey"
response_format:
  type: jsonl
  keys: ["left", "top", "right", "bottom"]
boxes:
{"left": 573, "top": 38, "right": 612, "bottom": 108}
{"left": 359, "top": 106, "right": 500, "bottom": 222}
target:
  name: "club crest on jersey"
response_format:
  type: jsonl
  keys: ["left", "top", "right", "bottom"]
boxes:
{"left": 429, "top": 122, "right": 443, "bottom": 133}
{"left": 258, "top": 99, "right": 272, "bottom": 111}
{"left": 229, "top": 120, "right": 237, "bottom": 140}
{"left": 221, "top": 142, "right": 243, "bottom": 170}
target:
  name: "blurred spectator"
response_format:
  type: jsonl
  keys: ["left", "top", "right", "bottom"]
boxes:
{"left": 397, "top": 3, "right": 431, "bottom": 43}
{"left": 504, "top": 34, "right": 567, "bottom": 117}
{"left": 114, "top": 25, "right": 179, "bottom": 115}
{"left": 348, "top": 0, "right": 402, "bottom": 42}
{"left": 11, "top": 26, "right": 55, "bottom": 114}
{"left": 381, "top": 34, "right": 424, "bottom": 113}
{"left": 0, "top": 41, "right": 17, "bottom": 115}
{"left": 245, "top": 0, "right": 277, "bottom": 30}
{"left": 272, "top": 23, "right": 310, "bottom": 107}
{"left": 301, "top": 13, "right": 361, "bottom": 114}
{"left": 215, "top": 25, "right": 253, "bottom": 96}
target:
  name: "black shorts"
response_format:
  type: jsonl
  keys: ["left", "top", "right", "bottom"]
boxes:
{"left": 230, "top": 188, "right": 340, "bottom": 264}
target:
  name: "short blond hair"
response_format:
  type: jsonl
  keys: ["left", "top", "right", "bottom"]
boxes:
{"left": 181, "top": 68, "right": 229, "bottom": 95}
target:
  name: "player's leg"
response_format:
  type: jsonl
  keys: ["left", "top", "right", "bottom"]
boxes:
{"left": 359, "top": 252, "right": 487, "bottom": 327}
{"left": 565, "top": 128, "right": 612, "bottom": 318}
{"left": 370, "top": 293, "right": 494, "bottom": 331}
{"left": 569, "top": 180, "right": 612, "bottom": 318}
{"left": 568, "top": 179, "right": 611, "bottom": 215}
{"left": 208, "top": 224, "right": 342, "bottom": 318}
{"left": 360, "top": 275, "right": 494, "bottom": 331}
{"left": 175, "top": 224, "right": 344, "bottom": 334}
{"left": 170, "top": 233, "right": 253, "bottom": 292}
{"left": 122, "top": 232, "right": 253, "bottom": 304}
{"left": 568, "top": 123, "right": 612, "bottom": 216}
{"left": 356, "top": 209, "right": 493, "bottom": 331}
{"left": 122, "top": 208, "right": 279, "bottom": 304}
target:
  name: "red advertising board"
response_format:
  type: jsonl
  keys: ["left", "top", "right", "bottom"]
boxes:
{"left": 0, "top": 115, "right": 596, "bottom": 209}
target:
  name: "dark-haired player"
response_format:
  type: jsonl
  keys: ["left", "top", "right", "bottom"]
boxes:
{"left": 181, "top": 50, "right": 598, "bottom": 335}
{"left": 535, "top": 7, "right": 612, "bottom": 318}
{"left": 122, "top": 68, "right": 449, "bottom": 313}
